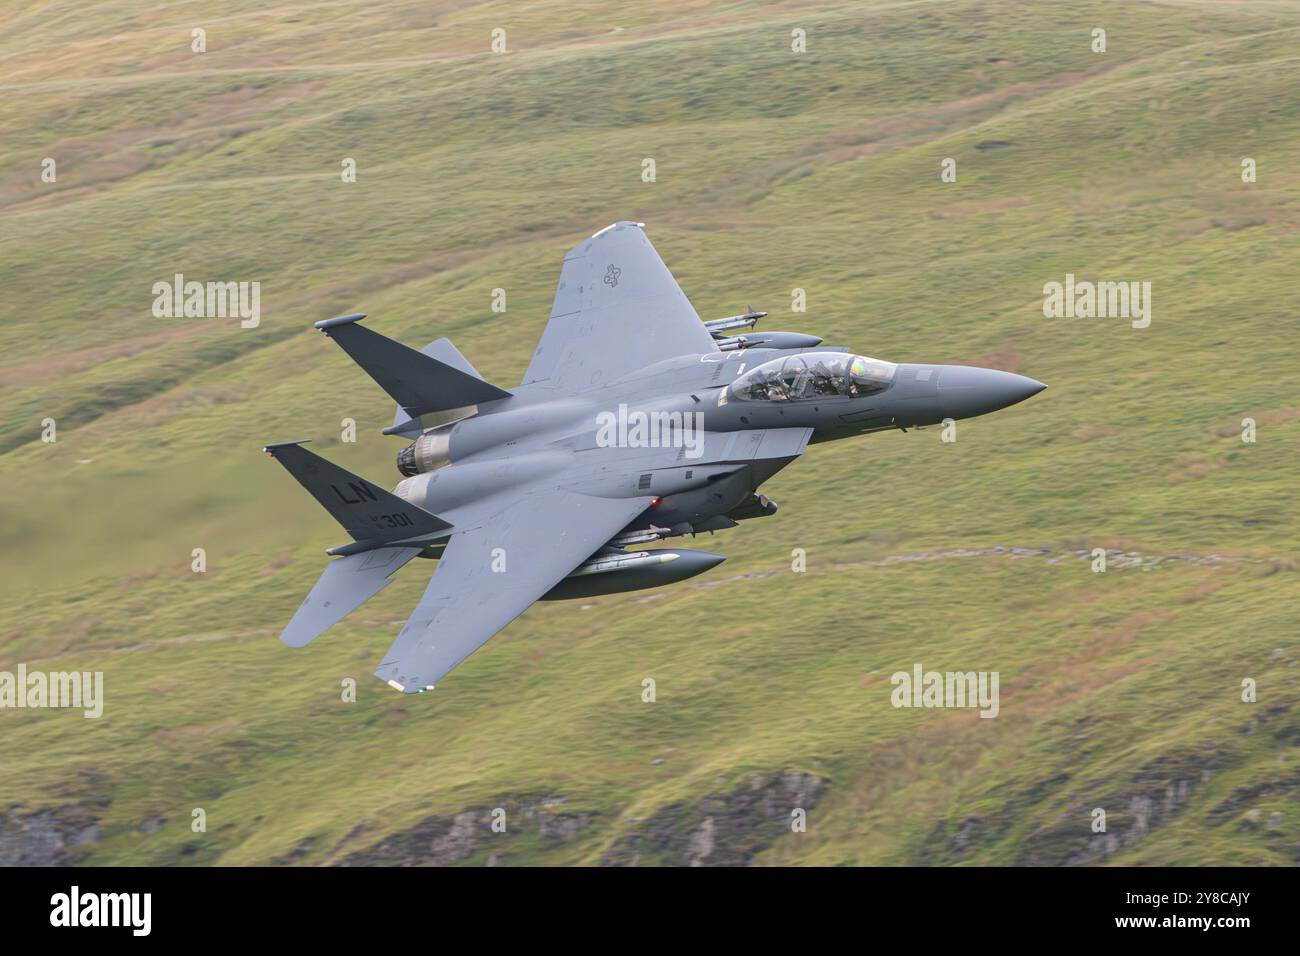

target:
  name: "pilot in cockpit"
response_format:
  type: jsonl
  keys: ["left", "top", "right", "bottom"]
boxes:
{"left": 727, "top": 352, "right": 897, "bottom": 403}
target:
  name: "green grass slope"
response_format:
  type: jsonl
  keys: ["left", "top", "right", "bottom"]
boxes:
{"left": 0, "top": 0, "right": 1296, "bottom": 865}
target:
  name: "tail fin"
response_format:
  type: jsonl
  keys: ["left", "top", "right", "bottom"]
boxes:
{"left": 389, "top": 337, "right": 485, "bottom": 438}
{"left": 262, "top": 440, "right": 452, "bottom": 543}
{"left": 281, "top": 546, "right": 422, "bottom": 647}
{"left": 314, "top": 314, "right": 511, "bottom": 421}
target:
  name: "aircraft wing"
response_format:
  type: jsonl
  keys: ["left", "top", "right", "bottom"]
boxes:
{"left": 374, "top": 489, "right": 651, "bottom": 693}
{"left": 521, "top": 221, "right": 718, "bottom": 391}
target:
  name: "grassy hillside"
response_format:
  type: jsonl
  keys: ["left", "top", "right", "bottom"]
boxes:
{"left": 0, "top": 0, "right": 1296, "bottom": 865}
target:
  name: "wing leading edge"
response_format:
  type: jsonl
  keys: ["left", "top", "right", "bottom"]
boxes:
{"left": 522, "top": 221, "right": 718, "bottom": 392}
{"left": 375, "top": 490, "right": 651, "bottom": 693}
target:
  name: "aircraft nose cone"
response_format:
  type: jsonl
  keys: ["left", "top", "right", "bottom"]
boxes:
{"left": 937, "top": 366, "right": 1047, "bottom": 420}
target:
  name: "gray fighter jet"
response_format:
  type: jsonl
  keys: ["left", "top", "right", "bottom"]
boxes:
{"left": 264, "top": 222, "right": 1045, "bottom": 694}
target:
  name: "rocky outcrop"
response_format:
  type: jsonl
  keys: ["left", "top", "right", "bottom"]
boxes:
{"left": 601, "top": 771, "right": 825, "bottom": 866}
{"left": 337, "top": 795, "right": 592, "bottom": 866}
{"left": 1018, "top": 750, "right": 1236, "bottom": 866}
{"left": 912, "top": 748, "right": 1242, "bottom": 866}
{"left": 0, "top": 807, "right": 102, "bottom": 866}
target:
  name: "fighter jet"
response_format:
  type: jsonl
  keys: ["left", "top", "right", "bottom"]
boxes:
{"left": 264, "top": 221, "right": 1045, "bottom": 694}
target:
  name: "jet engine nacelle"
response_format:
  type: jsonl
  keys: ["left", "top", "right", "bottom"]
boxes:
{"left": 396, "top": 428, "right": 453, "bottom": 476}
{"left": 394, "top": 451, "right": 569, "bottom": 512}
{"left": 397, "top": 399, "right": 587, "bottom": 477}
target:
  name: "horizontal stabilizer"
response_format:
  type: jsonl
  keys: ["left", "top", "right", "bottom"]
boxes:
{"left": 314, "top": 314, "right": 511, "bottom": 418}
{"left": 281, "top": 547, "right": 422, "bottom": 647}
{"left": 263, "top": 440, "right": 452, "bottom": 543}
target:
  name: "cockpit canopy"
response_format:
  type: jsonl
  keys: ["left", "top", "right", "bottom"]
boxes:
{"left": 727, "top": 352, "right": 897, "bottom": 403}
